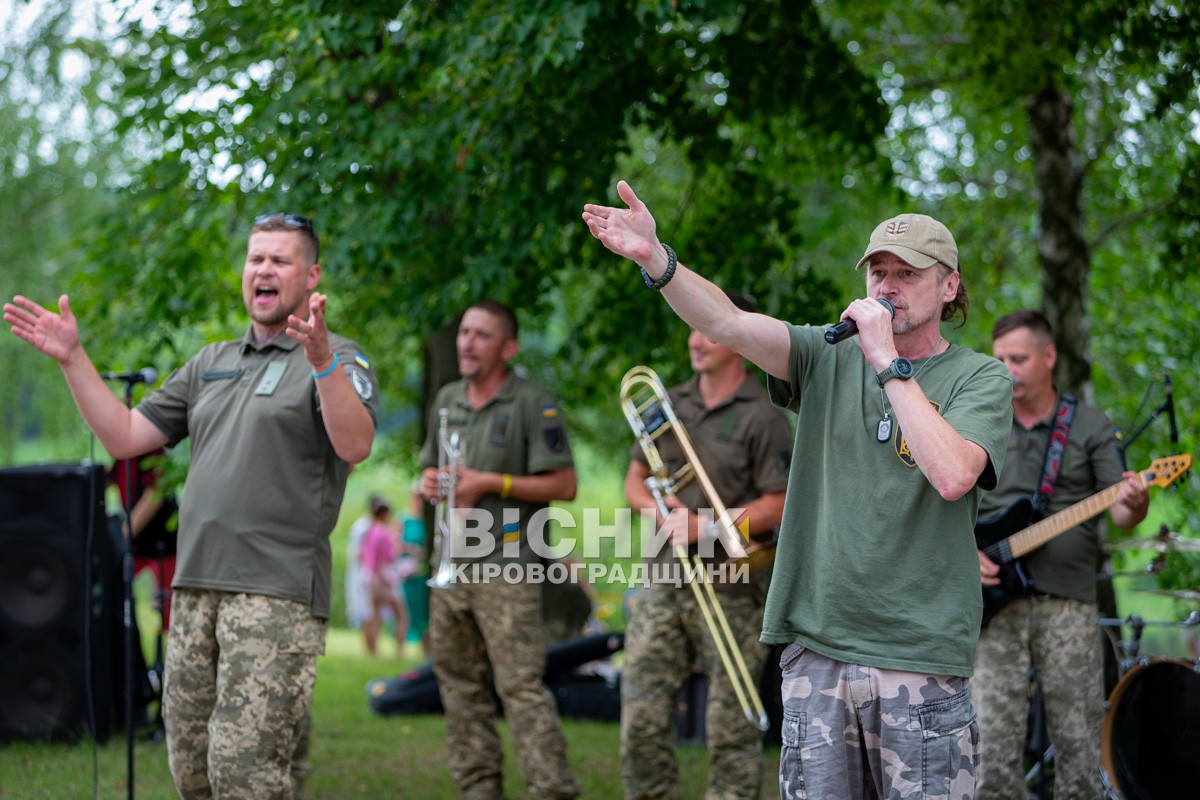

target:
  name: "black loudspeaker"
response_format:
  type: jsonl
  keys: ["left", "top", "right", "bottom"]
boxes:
{"left": 0, "top": 463, "right": 116, "bottom": 743}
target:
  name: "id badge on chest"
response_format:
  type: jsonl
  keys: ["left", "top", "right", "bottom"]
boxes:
{"left": 255, "top": 361, "right": 288, "bottom": 396}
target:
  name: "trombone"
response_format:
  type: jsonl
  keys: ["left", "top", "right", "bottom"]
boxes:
{"left": 620, "top": 365, "right": 770, "bottom": 732}
{"left": 427, "top": 407, "right": 461, "bottom": 589}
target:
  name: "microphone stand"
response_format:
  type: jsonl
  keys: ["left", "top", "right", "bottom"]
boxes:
{"left": 117, "top": 378, "right": 138, "bottom": 800}
{"left": 1120, "top": 372, "right": 1180, "bottom": 452}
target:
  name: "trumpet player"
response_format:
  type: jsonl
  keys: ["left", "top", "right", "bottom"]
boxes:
{"left": 585, "top": 184, "right": 1013, "bottom": 800}
{"left": 418, "top": 300, "right": 580, "bottom": 800}
{"left": 622, "top": 292, "right": 792, "bottom": 800}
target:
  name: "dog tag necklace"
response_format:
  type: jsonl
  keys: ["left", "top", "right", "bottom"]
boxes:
{"left": 876, "top": 341, "right": 946, "bottom": 443}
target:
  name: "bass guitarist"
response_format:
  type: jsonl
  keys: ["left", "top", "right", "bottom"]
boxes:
{"left": 973, "top": 310, "right": 1149, "bottom": 800}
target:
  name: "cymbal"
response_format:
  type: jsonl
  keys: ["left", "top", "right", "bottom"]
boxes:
{"left": 1134, "top": 589, "right": 1200, "bottom": 602}
{"left": 1105, "top": 532, "right": 1200, "bottom": 553}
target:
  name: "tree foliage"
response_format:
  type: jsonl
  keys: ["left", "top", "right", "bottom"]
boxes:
{"left": 3, "top": 2, "right": 1197, "bottom": 548}
{"left": 55, "top": 0, "right": 890, "bottom": 450}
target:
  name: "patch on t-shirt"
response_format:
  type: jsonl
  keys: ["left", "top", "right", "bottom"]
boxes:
{"left": 895, "top": 399, "right": 942, "bottom": 467}
{"left": 346, "top": 364, "right": 374, "bottom": 401}
{"left": 490, "top": 414, "right": 509, "bottom": 446}
{"left": 543, "top": 424, "right": 566, "bottom": 454}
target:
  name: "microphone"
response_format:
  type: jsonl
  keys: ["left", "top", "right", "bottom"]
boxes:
{"left": 1164, "top": 371, "right": 1179, "bottom": 443}
{"left": 824, "top": 298, "right": 895, "bottom": 344}
{"left": 100, "top": 367, "right": 158, "bottom": 384}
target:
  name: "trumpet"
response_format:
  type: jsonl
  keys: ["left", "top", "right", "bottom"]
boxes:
{"left": 427, "top": 407, "right": 462, "bottom": 589}
{"left": 620, "top": 365, "right": 770, "bottom": 732}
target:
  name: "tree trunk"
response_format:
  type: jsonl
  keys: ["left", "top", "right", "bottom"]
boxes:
{"left": 1027, "top": 76, "right": 1122, "bottom": 692}
{"left": 1026, "top": 76, "right": 1091, "bottom": 397}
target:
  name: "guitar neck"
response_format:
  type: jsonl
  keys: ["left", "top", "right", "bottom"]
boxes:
{"left": 1008, "top": 480, "right": 1132, "bottom": 559}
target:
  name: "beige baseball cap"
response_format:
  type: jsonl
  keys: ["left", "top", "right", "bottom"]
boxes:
{"left": 854, "top": 213, "right": 958, "bottom": 271}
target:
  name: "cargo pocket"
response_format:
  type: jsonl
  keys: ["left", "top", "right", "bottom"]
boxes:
{"left": 779, "top": 708, "right": 807, "bottom": 799}
{"left": 916, "top": 688, "right": 979, "bottom": 797}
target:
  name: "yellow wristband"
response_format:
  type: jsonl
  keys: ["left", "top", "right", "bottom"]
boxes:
{"left": 500, "top": 473, "right": 512, "bottom": 499}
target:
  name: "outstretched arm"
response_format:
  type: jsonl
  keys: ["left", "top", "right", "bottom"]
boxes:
{"left": 583, "top": 181, "right": 792, "bottom": 380}
{"left": 4, "top": 294, "right": 168, "bottom": 458}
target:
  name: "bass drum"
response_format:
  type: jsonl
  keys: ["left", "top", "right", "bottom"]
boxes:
{"left": 1100, "top": 658, "right": 1200, "bottom": 799}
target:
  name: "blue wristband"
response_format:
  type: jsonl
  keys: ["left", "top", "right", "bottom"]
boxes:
{"left": 312, "top": 352, "right": 339, "bottom": 379}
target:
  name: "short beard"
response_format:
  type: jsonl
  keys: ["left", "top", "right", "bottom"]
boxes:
{"left": 251, "top": 307, "right": 290, "bottom": 329}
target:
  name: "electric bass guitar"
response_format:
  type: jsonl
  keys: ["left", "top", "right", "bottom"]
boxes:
{"left": 975, "top": 454, "right": 1192, "bottom": 626}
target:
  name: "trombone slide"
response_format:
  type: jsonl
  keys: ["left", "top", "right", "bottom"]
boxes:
{"left": 623, "top": 365, "right": 770, "bottom": 732}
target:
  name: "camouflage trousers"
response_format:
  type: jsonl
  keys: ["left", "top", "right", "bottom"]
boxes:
{"left": 429, "top": 579, "right": 580, "bottom": 800}
{"left": 972, "top": 596, "right": 1103, "bottom": 800}
{"left": 779, "top": 644, "right": 978, "bottom": 800}
{"left": 163, "top": 589, "right": 326, "bottom": 800}
{"left": 620, "top": 586, "right": 767, "bottom": 800}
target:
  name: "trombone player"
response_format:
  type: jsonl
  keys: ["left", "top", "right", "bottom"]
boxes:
{"left": 418, "top": 300, "right": 580, "bottom": 800}
{"left": 585, "top": 183, "right": 1012, "bottom": 798}
{"left": 622, "top": 291, "right": 791, "bottom": 800}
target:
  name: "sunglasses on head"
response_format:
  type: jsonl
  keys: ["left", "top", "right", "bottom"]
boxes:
{"left": 253, "top": 212, "right": 315, "bottom": 233}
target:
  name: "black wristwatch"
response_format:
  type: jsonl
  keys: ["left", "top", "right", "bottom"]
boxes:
{"left": 875, "top": 357, "right": 915, "bottom": 386}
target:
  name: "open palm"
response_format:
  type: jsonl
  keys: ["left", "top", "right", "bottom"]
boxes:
{"left": 3, "top": 294, "right": 82, "bottom": 363}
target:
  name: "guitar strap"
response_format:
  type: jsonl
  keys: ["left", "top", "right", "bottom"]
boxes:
{"left": 1032, "top": 393, "right": 1077, "bottom": 518}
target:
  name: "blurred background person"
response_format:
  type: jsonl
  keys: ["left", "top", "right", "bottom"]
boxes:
{"left": 346, "top": 494, "right": 385, "bottom": 629}
{"left": 361, "top": 497, "right": 411, "bottom": 657}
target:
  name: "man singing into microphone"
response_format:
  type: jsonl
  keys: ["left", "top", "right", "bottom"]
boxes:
{"left": 584, "top": 183, "right": 1012, "bottom": 798}
{"left": 4, "top": 212, "right": 378, "bottom": 799}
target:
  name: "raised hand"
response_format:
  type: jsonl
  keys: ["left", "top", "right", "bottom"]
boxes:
{"left": 287, "top": 292, "right": 336, "bottom": 373}
{"left": 582, "top": 180, "right": 661, "bottom": 268}
{"left": 3, "top": 294, "right": 83, "bottom": 363}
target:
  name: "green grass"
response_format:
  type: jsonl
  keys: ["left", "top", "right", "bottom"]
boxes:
{"left": 10, "top": 448, "right": 1189, "bottom": 797}
{"left": 0, "top": 450, "right": 784, "bottom": 797}
{"left": 0, "top": 628, "right": 780, "bottom": 798}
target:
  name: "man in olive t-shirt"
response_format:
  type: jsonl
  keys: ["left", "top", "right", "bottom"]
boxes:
{"left": 419, "top": 300, "right": 579, "bottom": 800}
{"left": 4, "top": 213, "right": 378, "bottom": 798}
{"left": 584, "top": 183, "right": 1012, "bottom": 798}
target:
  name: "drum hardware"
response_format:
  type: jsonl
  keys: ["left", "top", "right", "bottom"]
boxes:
{"left": 1105, "top": 526, "right": 1200, "bottom": 553}
{"left": 1100, "top": 657, "right": 1200, "bottom": 799}
{"left": 619, "top": 365, "right": 770, "bottom": 732}
{"left": 1099, "top": 612, "right": 1200, "bottom": 669}
{"left": 1097, "top": 611, "right": 1200, "bottom": 798}
{"left": 1133, "top": 589, "right": 1200, "bottom": 602}
{"left": 1103, "top": 552, "right": 1165, "bottom": 578}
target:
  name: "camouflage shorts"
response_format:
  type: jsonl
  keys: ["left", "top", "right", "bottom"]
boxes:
{"left": 779, "top": 644, "right": 978, "bottom": 800}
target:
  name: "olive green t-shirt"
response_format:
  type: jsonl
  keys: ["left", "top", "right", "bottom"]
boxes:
{"left": 136, "top": 329, "right": 379, "bottom": 619}
{"left": 977, "top": 396, "right": 1126, "bottom": 603}
{"left": 763, "top": 323, "right": 1012, "bottom": 677}
{"left": 629, "top": 373, "right": 793, "bottom": 594}
{"left": 420, "top": 373, "right": 574, "bottom": 567}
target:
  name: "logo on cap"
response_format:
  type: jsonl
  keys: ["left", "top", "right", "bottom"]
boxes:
{"left": 885, "top": 221, "right": 910, "bottom": 236}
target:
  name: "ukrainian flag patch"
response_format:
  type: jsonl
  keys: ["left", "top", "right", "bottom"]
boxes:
{"left": 541, "top": 404, "right": 558, "bottom": 417}
{"left": 354, "top": 353, "right": 370, "bottom": 369}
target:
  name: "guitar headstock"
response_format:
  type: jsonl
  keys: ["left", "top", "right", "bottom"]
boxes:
{"left": 1142, "top": 454, "right": 1193, "bottom": 488}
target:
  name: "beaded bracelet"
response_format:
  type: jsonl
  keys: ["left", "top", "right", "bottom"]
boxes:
{"left": 640, "top": 243, "right": 677, "bottom": 291}
{"left": 312, "top": 352, "right": 339, "bottom": 379}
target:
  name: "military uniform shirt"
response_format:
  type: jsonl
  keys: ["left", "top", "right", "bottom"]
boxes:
{"left": 977, "top": 396, "right": 1126, "bottom": 603}
{"left": 630, "top": 373, "right": 793, "bottom": 593}
{"left": 420, "top": 373, "right": 574, "bottom": 567}
{"left": 136, "top": 329, "right": 379, "bottom": 619}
